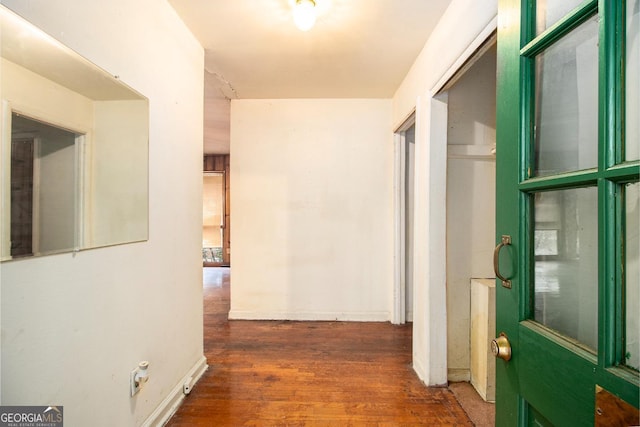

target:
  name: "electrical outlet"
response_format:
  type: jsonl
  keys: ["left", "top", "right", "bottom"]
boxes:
{"left": 130, "top": 361, "right": 150, "bottom": 397}
{"left": 130, "top": 369, "right": 141, "bottom": 396}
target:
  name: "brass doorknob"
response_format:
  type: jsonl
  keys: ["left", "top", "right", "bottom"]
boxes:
{"left": 491, "top": 333, "right": 512, "bottom": 361}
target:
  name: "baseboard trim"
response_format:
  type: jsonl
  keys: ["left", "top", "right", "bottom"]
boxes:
{"left": 448, "top": 368, "right": 471, "bottom": 382}
{"left": 228, "top": 310, "right": 390, "bottom": 322}
{"left": 413, "top": 357, "right": 428, "bottom": 384}
{"left": 142, "top": 355, "right": 208, "bottom": 427}
{"left": 412, "top": 356, "right": 448, "bottom": 387}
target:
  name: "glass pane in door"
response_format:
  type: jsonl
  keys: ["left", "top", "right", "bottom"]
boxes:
{"left": 536, "top": 0, "right": 585, "bottom": 35}
{"left": 627, "top": 0, "right": 639, "bottom": 161}
{"left": 626, "top": 182, "right": 639, "bottom": 370}
{"left": 533, "top": 187, "right": 598, "bottom": 350}
{"left": 534, "top": 16, "right": 599, "bottom": 176}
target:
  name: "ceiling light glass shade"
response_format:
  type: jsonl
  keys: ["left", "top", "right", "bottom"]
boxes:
{"left": 293, "top": 0, "right": 316, "bottom": 31}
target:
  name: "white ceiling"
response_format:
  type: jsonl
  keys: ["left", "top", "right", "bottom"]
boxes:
{"left": 168, "top": 0, "right": 453, "bottom": 153}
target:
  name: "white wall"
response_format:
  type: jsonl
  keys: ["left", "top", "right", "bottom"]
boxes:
{"left": 392, "top": 0, "right": 498, "bottom": 385}
{"left": 36, "top": 134, "right": 76, "bottom": 254}
{"left": 230, "top": 99, "right": 394, "bottom": 321}
{"left": 0, "top": 1, "right": 205, "bottom": 425}
{"left": 91, "top": 100, "right": 149, "bottom": 248}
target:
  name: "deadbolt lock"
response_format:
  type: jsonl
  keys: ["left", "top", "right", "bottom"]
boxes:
{"left": 491, "top": 333, "right": 512, "bottom": 361}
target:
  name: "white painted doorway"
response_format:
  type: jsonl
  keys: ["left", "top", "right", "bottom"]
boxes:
{"left": 404, "top": 16, "right": 499, "bottom": 387}
{"left": 441, "top": 41, "right": 497, "bottom": 389}
{"left": 393, "top": 116, "right": 416, "bottom": 325}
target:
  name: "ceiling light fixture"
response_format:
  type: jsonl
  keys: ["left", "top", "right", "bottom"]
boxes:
{"left": 293, "top": 0, "right": 317, "bottom": 31}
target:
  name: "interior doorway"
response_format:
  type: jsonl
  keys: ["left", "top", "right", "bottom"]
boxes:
{"left": 203, "top": 171, "right": 225, "bottom": 265}
{"left": 393, "top": 115, "right": 416, "bottom": 324}
{"left": 9, "top": 113, "right": 80, "bottom": 258}
{"left": 441, "top": 37, "right": 497, "bottom": 399}
{"left": 203, "top": 154, "right": 230, "bottom": 266}
{"left": 404, "top": 124, "right": 415, "bottom": 322}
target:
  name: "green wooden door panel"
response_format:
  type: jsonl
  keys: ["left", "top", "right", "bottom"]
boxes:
{"left": 527, "top": 405, "right": 555, "bottom": 427}
{"left": 496, "top": 0, "right": 640, "bottom": 425}
{"left": 495, "top": 0, "right": 524, "bottom": 425}
{"left": 519, "top": 324, "right": 596, "bottom": 426}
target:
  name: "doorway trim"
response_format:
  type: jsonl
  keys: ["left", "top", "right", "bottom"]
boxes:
{"left": 393, "top": 113, "right": 415, "bottom": 325}
{"left": 404, "top": 15, "right": 498, "bottom": 386}
{"left": 432, "top": 17, "right": 498, "bottom": 95}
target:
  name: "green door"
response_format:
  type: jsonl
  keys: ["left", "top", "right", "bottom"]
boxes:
{"left": 495, "top": 0, "right": 640, "bottom": 425}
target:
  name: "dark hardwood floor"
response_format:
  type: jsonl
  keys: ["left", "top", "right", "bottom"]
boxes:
{"left": 166, "top": 268, "right": 473, "bottom": 426}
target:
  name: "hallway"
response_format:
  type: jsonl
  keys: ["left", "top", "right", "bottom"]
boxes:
{"left": 167, "top": 268, "right": 474, "bottom": 426}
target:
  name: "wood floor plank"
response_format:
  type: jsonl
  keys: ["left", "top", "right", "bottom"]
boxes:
{"left": 166, "top": 268, "right": 473, "bottom": 426}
